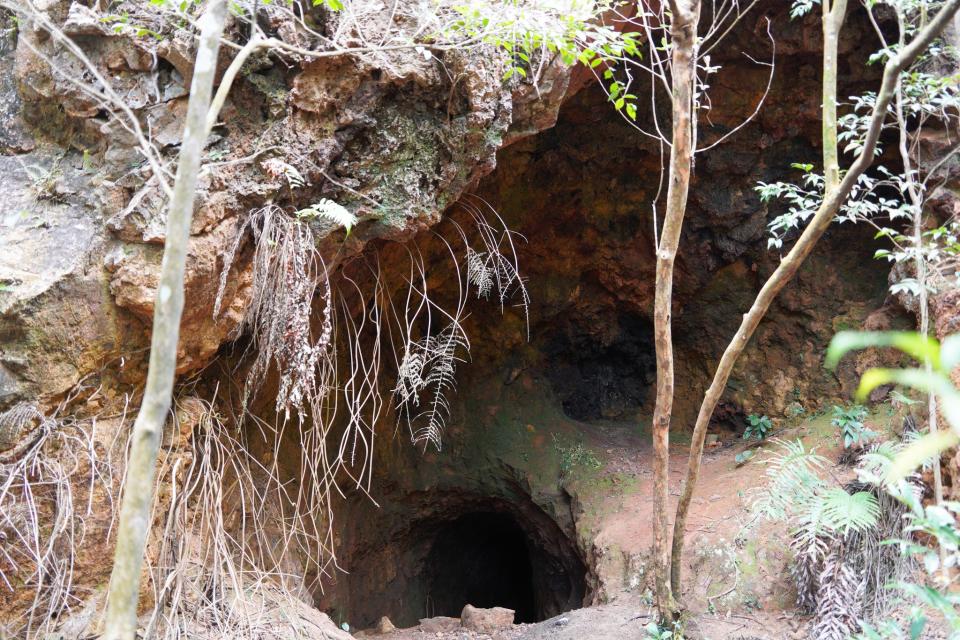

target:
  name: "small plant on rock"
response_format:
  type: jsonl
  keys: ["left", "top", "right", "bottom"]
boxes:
{"left": 552, "top": 434, "right": 602, "bottom": 479}
{"left": 744, "top": 414, "right": 772, "bottom": 441}
{"left": 833, "top": 405, "right": 874, "bottom": 450}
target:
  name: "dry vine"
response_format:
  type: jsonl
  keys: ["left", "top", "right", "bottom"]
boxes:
{"left": 0, "top": 390, "right": 127, "bottom": 638}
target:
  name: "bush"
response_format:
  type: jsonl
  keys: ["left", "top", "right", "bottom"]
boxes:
{"left": 744, "top": 414, "right": 773, "bottom": 440}
{"left": 832, "top": 405, "right": 874, "bottom": 449}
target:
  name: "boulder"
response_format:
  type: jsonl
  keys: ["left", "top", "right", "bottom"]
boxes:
{"left": 460, "top": 604, "right": 515, "bottom": 633}
{"left": 374, "top": 616, "right": 396, "bottom": 634}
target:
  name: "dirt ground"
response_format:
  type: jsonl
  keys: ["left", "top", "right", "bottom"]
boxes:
{"left": 365, "top": 601, "right": 802, "bottom": 639}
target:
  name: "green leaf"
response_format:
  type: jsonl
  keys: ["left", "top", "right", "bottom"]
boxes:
{"left": 909, "top": 615, "right": 927, "bottom": 640}
{"left": 889, "top": 430, "right": 960, "bottom": 481}
{"left": 826, "top": 330, "right": 941, "bottom": 370}
{"left": 819, "top": 488, "right": 879, "bottom": 534}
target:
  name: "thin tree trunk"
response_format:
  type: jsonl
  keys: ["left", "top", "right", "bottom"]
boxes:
{"left": 821, "top": 0, "right": 847, "bottom": 193}
{"left": 652, "top": 0, "right": 700, "bottom": 621}
{"left": 101, "top": 2, "right": 227, "bottom": 638}
{"left": 668, "top": 0, "right": 960, "bottom": 599}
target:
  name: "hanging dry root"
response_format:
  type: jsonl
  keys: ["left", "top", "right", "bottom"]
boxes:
{"left": 215, "top": 204, "right": 334, "bottom": 421}
{"left": 0, "top": 392, "right": 125, "bottom": 639}
{"left": 144, "top": 391, "right": 340, "bottom": 640}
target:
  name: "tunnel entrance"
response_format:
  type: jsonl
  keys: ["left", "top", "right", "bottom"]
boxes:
{"left": 325, "top": 493, "right": 590, "bottom": 630}
{"left": 424, "top": 512, "right": 537, "bottom": 622}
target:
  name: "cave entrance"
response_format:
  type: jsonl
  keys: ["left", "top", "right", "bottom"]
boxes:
{"left": 327, "top": 493, "right": 589, "bottom": 629}
{"left": 424, "top": 512, "right": 537, "bottom": 622}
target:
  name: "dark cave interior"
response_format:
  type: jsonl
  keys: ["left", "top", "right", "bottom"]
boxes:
{"left": 424, "top": 512, "right": 538, "bottom": 622}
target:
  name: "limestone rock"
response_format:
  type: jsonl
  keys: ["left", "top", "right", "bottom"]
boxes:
{"left": 418, "top": 616, "right": 460, "bottom": 633}
{"left": 460, "top": 604, "right": 515, "bottom": 633}
{"left": 0, "top": 0, "right": 578, "bottom": 413}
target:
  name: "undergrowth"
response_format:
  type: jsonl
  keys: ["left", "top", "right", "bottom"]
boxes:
{"left": 753, "top": 439, "right": 916, "bottom": 639}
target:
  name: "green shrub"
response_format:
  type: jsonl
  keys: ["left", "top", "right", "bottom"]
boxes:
{"left": 744, "top": 414, "right": 772, "bottom": 441}
{"left": 832, "top": 405, "right": 874, "bottom": 449}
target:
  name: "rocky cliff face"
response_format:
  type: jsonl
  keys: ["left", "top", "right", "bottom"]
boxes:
{"left": 0, "top": 0, "right": 573, "bottom": 413}
{"left": 0, "top": 1, "right": 950, "bottom": 638}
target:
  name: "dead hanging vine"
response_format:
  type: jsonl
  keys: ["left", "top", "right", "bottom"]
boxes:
{"left": 215, "top": 204, "right": 334, "bottom": 420}
{"left": 187, "top": 194, "right": 530, "bottom": 633}
{"left": 392, "top": 197, "right": 529, "bottom": 450}
{"left": 0, "top": 388, "right": 127, "bottom": 639}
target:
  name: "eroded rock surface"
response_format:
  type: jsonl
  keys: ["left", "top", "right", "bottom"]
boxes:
{"left": 0, "top": 0, "right": 575, "bottom": 413}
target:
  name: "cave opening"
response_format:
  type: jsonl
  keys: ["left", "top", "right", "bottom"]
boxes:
{"left": 542, "top": 309, "right": 657, "bottom": 422}
{"left": 424, "top": 512, "right": 537, "bottom": 622}
{"left": 325, "top": 493, "right": 590, "bottom": 630}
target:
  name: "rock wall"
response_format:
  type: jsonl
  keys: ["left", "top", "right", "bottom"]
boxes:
{"left": 310, "top": 5, "right": 905, "bottom": 628}
{"left": 0, "top": 0, "right": 573, "bottom": 412}
{"left": 0, "top": 1, "right": 947, "bottom": 637}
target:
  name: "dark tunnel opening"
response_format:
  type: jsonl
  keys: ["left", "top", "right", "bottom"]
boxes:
{"left": 424, "top": 512, "right": 538, "bottom": 622}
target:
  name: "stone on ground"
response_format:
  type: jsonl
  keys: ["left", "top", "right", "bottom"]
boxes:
{"left": 375, "top": 616, "right": 397, "bottom": 633}
{"left": 460, "top": 604, "right": 515, "bottom": 633}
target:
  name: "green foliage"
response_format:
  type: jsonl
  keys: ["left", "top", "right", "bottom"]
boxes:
{"left": 855, "top": 501, "right": 960, "bottom": 639}
{"left": 552, "top": 434, "right": 602, "bottom": 478}
{"left": 744, "top": 414, "right": 772, "bottom": 440}
{"left": 753, "top": 440, "right": 879, "bottom": 537}
{"left": 294, "top": 198, "right": 357, "bottom": 233}
{"left": 832, "top": 405, "right": 874, "bottom": 449}
{"left": 827, "top": 330, "right": 960, "bottom": 479}
{"left": 789, "top": 0, "right": 821, "bottom": 18}
{"left": 444, "top": 1, "right": 643, "bottom": 119}
{"left": 758, "top": 6, "right": 959, "bottom": 269}
{"left": 833, "top": 330, "right": 960, "bottom": 638}
{"left": 756, "top": 164, "right": 906, "bottom": 251}
{"left": 644, "top": 621, "right": 683, "bottom": 639}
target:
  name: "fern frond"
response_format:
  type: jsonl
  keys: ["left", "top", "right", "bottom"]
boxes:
{"left": 819, "top": 488, "right": 881, "bottom": 535}
{"left": 752, "top": 439, "right": 828, "bottom": 520}
{"left": 394, "top": 323, "right": 469, "bottom": 451}
{"left": 466, "top": 248, "right": 494, "bottom": 299}
{"left": 296, "top": 198, "right": 357, "bottom": 232}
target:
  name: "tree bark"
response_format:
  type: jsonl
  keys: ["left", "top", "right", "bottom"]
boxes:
{"left": 101, "top": 2, "right": 227, "bottom": 638}
{"left": 652, "top": 0, "right": 700, "bottom": 621}
{"left": 821, "top": 0, "right": 848, "bottom": 193}
{"left": 668, "top": 0, "right": 960, "bottom": 599}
